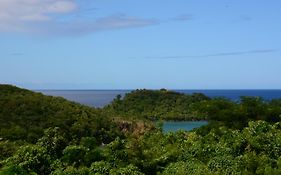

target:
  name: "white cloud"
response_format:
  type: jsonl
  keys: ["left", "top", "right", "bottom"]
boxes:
{"left": 0, "top": 0, "right": 76, "bottom": 32}
{"left": 34, "top": 14, "right": 159, "bottom": 36}
{"left": 0, "top": 1, "right": 159, "bottom": 36}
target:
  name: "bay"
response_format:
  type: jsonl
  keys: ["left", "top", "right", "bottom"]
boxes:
{"left": 162, "top": 121, "right": 208, "bottom": 132}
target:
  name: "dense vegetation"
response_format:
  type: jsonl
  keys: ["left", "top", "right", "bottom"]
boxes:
{"left": 106, "top": 89, "right": 281, "bottom": 128}
{"left": 0, "top": 85, "right": 138, "bottom": 164}
{"left": 105, "top": 89, "right": 210, "bottom": 120}
{"left": 1, "top": 85, "right": 281, "bottom": 174}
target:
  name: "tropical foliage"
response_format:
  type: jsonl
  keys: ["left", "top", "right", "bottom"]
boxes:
{"left": 1, "top": 85, "right": 281, "bottom": 175}
{"left": 105, "top": 89, "right": 210, "bottom": 120}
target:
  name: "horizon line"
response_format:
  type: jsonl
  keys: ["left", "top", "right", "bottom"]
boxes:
{"left": 33, "top": 88, "right": 281, "bottom": 91}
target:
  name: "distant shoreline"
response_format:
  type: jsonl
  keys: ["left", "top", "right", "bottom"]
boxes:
{"left": 34, "top": 89, "right": 281, "bottom": 108}
{"left": 34, "top": 89, "right": 281, "bottom": 91}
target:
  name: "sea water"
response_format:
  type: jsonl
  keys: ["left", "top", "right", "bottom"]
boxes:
{"left": 162, "top": 121, "right": 208, "bottom": 132}
{"left": 37, "top": 89, "right": 281, "bottom": 108}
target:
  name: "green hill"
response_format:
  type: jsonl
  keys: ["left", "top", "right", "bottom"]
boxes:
{"left": 105, "top": 89, "right": 210, "bottom": 120}
{"left": 106, "top": 89, "right": 281, "bottom": 130}
{"left": 0, "top": 85, "right": 119, "bottom": 143}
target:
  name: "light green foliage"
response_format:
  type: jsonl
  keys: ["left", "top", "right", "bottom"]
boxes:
{"left": 89, "top": 161, "right": 112, "bottom": 175}
{"left": 162, "top": 161, "right": 211, "bottom": 175}
{"left": 37, "top": 127, "right": 68, "bottom": 159}
{"left": 4, "top": 144, "right": 51, "bottom": 174}
{"left": 111, "top": 164, "right": 145, "bottom": 175}
{"left": 102, "top": 137, "right": 128, "bottom": 165}
{"left": 51, "top": 166, "right": 89, "bottom": 175}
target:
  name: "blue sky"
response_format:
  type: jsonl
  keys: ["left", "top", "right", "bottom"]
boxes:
{"left": 0, "top": 0, "right": 281, "bottom": 89}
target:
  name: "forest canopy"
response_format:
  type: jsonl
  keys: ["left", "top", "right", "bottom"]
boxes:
{"left": 1, "top": 85, "right": 281, "bottom": 175}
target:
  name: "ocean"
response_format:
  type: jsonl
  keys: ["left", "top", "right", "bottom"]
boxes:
{"left": 163, "top": 121, "right": 209, "bottom": 132}
{"left": 36, "top": 90, "right": 281, "bottom": 108}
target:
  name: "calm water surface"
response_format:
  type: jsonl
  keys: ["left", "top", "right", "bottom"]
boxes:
{"left": 37, "top": 90, "right": 129, "bottom": 108}
{"left": 163, "top": 121, "right": 208, "bottom": 132}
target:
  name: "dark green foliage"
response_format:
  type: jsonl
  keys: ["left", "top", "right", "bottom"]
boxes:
{"left": 0, "top": 85, "right": 122, "bottom": 174}
{"left": 0, "top": 140, "right": 21, "bottom": 162}
{"left": 193, "top": 97, "right": 281, "bottom": 129}
{"left": 62, "top": 145, "right": 88, "bottom": 167}
{"left": 0, "top": 84, "right": 120, "bottom": 144}
{"left": 0, "top": 165, "right": 33, "bottom": 175}
{"left": 51, "top": 166, "right": 89, "bottom": 175}
{"left": 106, "top": 89, "right": 210, "bottom": 120}
{"left": 112, "top": 164, "right": 145, "bottom": 175}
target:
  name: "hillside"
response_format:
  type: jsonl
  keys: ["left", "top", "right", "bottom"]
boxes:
{"left": 0, "top": 85, "right": 120, "bottom": 143}
{"left": 105, "top": 89, "right": 210, "bottom": 120}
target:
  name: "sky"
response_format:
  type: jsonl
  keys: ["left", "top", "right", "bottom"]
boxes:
{"left": 0, "top": 0, "right": 281, "bottom": 89}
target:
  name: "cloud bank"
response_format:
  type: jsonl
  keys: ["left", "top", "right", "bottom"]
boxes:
{"left": 40, "top": 14, "right": 159, "bottom": 36}
{"left": 0, "top": 0, "right": 159, "bottom": 36}
{"left": 0, "top": 0, "right": 76, "bottom": 32}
